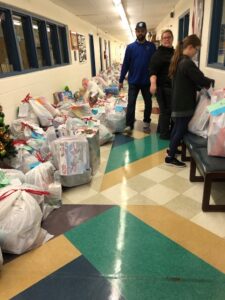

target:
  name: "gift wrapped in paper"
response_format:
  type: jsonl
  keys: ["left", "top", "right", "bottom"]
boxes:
{"left": 52, "top": 136, "right": 90, "bottom": 176}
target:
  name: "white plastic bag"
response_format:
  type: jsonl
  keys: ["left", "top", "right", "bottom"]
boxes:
{"left": 25, "top": 161, "right": 55, "bottom": 191}
{"left": 106, "top": 111, "right": 126, "bottom": 133}
{"left": 208, "top": 113, "right": 225, "bottom": 157}
{"left": 99, "top": 124, "right": 114, "bottom": 145}
{"left": 0, "top": 187, "right": 52, "bottom": 254}
{"left": 0, "top": 247, "right": 3, "bottom": 268}
{"left": 29, "top": 99, "right": 53, "bottom": 127}
{"left": 188, "top": 90, "right": 211, "bottom": 138}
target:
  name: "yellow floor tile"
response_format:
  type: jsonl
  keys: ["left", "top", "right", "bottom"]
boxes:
{"left": 0, "top": 235, "right": 80, "bottom": 300}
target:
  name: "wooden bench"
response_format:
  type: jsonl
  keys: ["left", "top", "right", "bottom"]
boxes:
{"left": 182, "top": 133, "right": 225, "bottom": 212}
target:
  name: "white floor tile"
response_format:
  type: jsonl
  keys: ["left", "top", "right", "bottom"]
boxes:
{"left": 191, "top": 212, "right": 225, "bottom": 237}
{"left": 141, "top": 184, "right": 179, "bottom": 205}
{"left": 141, "top": 166, "right": 173, "bottom": 183}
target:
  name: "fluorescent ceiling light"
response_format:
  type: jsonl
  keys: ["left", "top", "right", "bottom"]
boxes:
{"left": 113, "top": 0, "right": 134, "bottom": 41}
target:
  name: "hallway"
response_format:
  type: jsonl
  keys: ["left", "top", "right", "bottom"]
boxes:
{"left": 1, "top": 100, "right": 225, "bottom": 300}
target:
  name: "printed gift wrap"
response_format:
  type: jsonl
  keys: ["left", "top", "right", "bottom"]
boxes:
{"left": 52, "top": 136, "right": 90, "bottom": 176}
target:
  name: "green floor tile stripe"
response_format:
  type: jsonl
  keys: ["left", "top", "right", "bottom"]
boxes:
{"left": 64, "top": 206, "right": 225, "bottom": 300}
{"left": 105, "top": 133, "right": 169, "bottom": 173}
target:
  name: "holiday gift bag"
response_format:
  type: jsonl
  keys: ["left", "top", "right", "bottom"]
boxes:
{"left": 208, "top": 113, "right": 225, "bottom": 157}
{"left": 188, "top": 89, "right": 211, "bottom": 138}
{"left": 0, "top": 186, "right": 52, "bottom": 254}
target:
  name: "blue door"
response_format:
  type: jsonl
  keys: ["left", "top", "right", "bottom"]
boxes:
{"left": 89, "top": 34, "right": 96, "bottom": 76}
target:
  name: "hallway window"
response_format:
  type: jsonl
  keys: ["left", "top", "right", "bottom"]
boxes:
{"left": 178, "top": 11, "right": 190, "bottom": 41}
{"left": 32, "top": 19, "right": 47, "bottom": 67}
{"left": 0, "top": 11, "right": 13, "bottom": 72}
{"left": 0, "top": 3, "right": 70, "bottom": 78}
{"left": 13, "top": 14, "right": 30, "bottom": 70}
{"left": 208, "top": 0, "right": 225, "bottom": 69}
{"left": 46, "top": 24, "right": 59, "bottom": 65}
{"left": 58, "top": 26, "right": 69, "bottom": 64}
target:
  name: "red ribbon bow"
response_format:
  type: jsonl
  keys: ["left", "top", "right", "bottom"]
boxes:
{"left": 21, "top": 93, "right": 32, "bottom": 103}
{"left": 0, "top": 188, "right": 50, "bottom": 201}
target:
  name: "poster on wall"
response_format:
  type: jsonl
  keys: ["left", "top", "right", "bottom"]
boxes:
{"left": 70, "top": 31, "right": 78, "bottom": 50}
{"left": 192, "top": 0, "right": 205, "bottom": 65}
{"left": 77, "top": 34, "right": 87, "bottom": 63}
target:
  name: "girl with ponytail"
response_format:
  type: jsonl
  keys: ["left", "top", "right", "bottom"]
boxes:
{"left": 165, "top": 34, "right": 214, "bottom": 167}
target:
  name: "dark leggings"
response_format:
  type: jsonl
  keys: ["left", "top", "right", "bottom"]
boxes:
{"left": 169, "top": 116, "right": 192, "bottom": 158}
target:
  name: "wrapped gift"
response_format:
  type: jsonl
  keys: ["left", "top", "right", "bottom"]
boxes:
{"left": 52, "top": 136, "right": 90, "bottom": 176}
{"left": 208, "top": 113, "right": 225, "bottom": 157}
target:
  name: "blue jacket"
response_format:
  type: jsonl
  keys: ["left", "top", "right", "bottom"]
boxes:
{"left": 119, "top": 40, "right": 156, "bottom": 85}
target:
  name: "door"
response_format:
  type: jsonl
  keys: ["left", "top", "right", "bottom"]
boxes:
{"left": 89, "top": 34, "right": 96, "bottom": 76}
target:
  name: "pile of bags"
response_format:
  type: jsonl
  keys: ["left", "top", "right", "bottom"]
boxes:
{"left": 0, "top": 64, "right": 127, "bottom": 261}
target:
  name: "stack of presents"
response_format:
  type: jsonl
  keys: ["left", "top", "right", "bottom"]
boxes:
{"left": 0, "top": 63, "right": 128, "bottom": 265}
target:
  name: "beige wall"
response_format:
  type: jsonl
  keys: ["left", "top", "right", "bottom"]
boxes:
{"left": 155, "top": 0, "right": 225, "bottom": 89}
{"left": 0, "top": 0, "right": 126, "bottom": 123}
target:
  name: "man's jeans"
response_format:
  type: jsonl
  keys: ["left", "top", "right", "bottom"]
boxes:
{"left": 126, "top": 84, "right": 152, "bottom": 128}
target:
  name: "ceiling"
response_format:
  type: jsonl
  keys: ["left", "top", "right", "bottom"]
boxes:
{"left": 51, "top": 0, "right": 178, "bottom": 42}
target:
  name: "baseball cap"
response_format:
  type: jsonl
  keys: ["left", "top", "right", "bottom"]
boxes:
{"left": 135, "top": 22, "right": 147, "bottom": 30}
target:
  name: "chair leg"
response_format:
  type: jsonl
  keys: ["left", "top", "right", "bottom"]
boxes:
{"left": 190, "top": 158, "right": 204, "bottom": 182}
{"left": 181, "top": 143, "right": 190, "bottom": 162}
{"left": 202, "top": 174, "right": 212, "bottom": 211}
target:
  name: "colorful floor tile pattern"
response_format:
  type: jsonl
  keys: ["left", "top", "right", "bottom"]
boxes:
{"left": 1, "top": 98, "right": 225, "bottom": 299}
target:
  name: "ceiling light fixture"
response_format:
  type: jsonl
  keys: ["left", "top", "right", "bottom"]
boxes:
{"left": 113, "top": 0, "right": 134, "bottom": 41}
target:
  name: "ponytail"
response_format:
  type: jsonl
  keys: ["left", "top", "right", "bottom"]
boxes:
{"left": 169, "top": 34, "right": 201, "bottom": 78}
{"left": 168, "top": 41, "right": 183, "bottom": 78}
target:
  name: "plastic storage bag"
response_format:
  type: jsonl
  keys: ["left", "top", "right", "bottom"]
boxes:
{"left": 208, "top": 113, "right": 225, "bottom": 157}
{"left": 0, "top": 187, "right": 53, "bottom": 254}
{"left": 188, "top": 90, "right": 211, "bottom": 138}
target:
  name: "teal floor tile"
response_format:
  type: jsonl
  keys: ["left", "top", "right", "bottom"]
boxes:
{"left": 105, "top": 133, "right": 169, "bottom": 173}
{"left": 65, "top": 206, "right": 225, "bottom": 300}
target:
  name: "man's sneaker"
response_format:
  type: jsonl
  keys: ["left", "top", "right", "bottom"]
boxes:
{"left": 124, "top": 126, "right": 133, "bottom": 135}
{"left": 165, "top": 156, "right": 186, "bottom": 168}
{"left": 166, "top": 149, "right": 182, "bottom": 155}
{"left": 143, "top": 122, "right": 151, "bottom": 134}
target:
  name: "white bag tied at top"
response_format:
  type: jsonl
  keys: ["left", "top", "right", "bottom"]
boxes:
{"left": 0, "top": 187, "right": 52, "bottom": 254}
{"left": 188, "top": 89, "right": 211, "bottom": 138}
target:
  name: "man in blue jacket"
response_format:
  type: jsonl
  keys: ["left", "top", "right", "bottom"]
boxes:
{"left": 119, "top": 21, "right": 156, "bottom": 134}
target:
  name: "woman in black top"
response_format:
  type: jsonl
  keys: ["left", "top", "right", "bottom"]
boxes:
{"left": 165, "top": 34, "right": 214, "bottom": 167}
{"left": 150, "top": 29, "right": 174, "bottom": 139}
